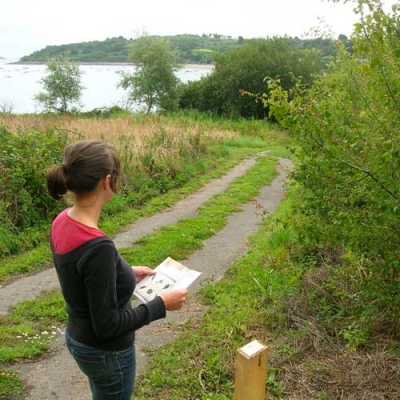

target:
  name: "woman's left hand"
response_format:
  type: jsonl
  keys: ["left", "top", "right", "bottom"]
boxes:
{"left": 131, "top": 266, "right": 156, "bottom": 283}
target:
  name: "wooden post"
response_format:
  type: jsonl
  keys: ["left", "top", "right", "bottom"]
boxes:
{"left": 234, "top": 339, "right": 268, "bottom": 400}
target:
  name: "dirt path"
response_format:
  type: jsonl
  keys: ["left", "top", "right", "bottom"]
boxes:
{"left": 3, "top": 155, "right": 293, "bottom": 400}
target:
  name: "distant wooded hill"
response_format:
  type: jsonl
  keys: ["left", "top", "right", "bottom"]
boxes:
{"left": 20, "top": 34, "right": 348, "bottom": 64}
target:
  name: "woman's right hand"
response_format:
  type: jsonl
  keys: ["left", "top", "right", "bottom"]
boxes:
{"left": 160, "top": 289, "right": 188, "bottom": 310}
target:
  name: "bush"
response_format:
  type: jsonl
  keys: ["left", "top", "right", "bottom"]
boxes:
{"left": 0, "top": 127, "right": 68, "bottom": 255}
{"left": 179, "top": 38, "right": 324, "bottom": 119}
{"left": 79, "top": 106, "right": 132, "bottom": 119}
{"left": 267, "top": 1, "right": 400, "bottom": 342}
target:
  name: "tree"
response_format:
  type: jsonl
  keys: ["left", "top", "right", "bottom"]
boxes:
{"left": 35, "top": 58, "right": 83, "bottom": 113}
{"left": 179, "top": 37, "right": 324, "bottom": 118}
{"left": 266, "top": 0, "right": 400, "bottom": 339}
{"left": 119, "top": 36, "right": 180, "bottom": 113}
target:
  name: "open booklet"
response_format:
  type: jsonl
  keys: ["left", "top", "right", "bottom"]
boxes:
{"left": 133, "top": 257, "right": 202, "bottom": 303}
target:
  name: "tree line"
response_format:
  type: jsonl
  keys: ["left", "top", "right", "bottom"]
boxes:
{"left": 19, "top": 33, "right": 348, "bottom": 65}
{"left": 33, "top": 34, "right": 342, "bottom": 115}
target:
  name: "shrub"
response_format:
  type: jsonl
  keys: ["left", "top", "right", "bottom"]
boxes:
{"left": 0, "top": 126, "right": 68, "bottom": 255}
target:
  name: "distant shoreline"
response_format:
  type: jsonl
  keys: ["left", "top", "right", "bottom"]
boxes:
{"left": 11, "top": 61, "right": 215, "bottom": 69}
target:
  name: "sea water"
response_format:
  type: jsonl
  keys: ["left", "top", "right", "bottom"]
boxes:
{"left": 0, "top": 59, "right": 212, "bottom": 114}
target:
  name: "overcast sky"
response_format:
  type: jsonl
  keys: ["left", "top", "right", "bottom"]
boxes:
{"left": 1, "top": 0, "right": 397, "bottom": 59}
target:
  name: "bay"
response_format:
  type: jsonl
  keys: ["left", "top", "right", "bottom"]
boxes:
{"left": 0, "top": 59, "right": 212, "bottom": 114}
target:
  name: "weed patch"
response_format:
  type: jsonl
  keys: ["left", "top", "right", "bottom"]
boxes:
{"left": 0, "top": 291, "right": 66, "bottom": 364}
{"left": 0, "top": 369, "right": 23, "bottom": 399}
{"left": 0, "top": 291, "right": 66, "bottom": 398}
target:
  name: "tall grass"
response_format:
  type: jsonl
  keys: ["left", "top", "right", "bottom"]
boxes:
{"left": 0, "top": 113, "right": 239, "bottom": 143}
{"left": 0, "top": 112, "right": 278, "bottom": 278}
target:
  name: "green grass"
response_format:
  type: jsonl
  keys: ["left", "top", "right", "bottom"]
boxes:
{"left": 0, "top": 291, "right": 66, "bottom": 364}
{"left": 133, "top": 194, "right": 300, "bottom": 399}
{"left": 0, "top": 369, "right": 24, "bottom": 399}
{"left": 0, "top": 245, "right": 52, "bottom": 285}
{"left": 0, "top": 291, "right": 66, "bottom": 399}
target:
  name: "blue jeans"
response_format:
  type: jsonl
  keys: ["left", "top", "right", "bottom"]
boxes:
{"left": 66, "top": 329, "right": 136, "bottom": 400}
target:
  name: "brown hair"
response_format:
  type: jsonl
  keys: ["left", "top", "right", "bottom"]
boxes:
{"left": 47, "top": 140, "right": 121, "bottom": 200}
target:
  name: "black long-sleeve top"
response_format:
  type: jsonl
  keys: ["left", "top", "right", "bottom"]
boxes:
{"left": 50, "top": 235, "right": 166, "bottom": 351}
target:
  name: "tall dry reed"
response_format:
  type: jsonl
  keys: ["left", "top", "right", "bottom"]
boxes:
{"left": 0, "top": 114, "right": 237, "bottom": 146}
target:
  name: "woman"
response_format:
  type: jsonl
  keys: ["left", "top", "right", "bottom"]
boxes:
{"left": 47, "top": 140, "right": 188, "bottom": 399}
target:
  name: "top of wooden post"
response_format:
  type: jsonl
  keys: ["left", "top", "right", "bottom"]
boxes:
{"left": 238, "top": 339, "right": 268, "bottom": 359}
